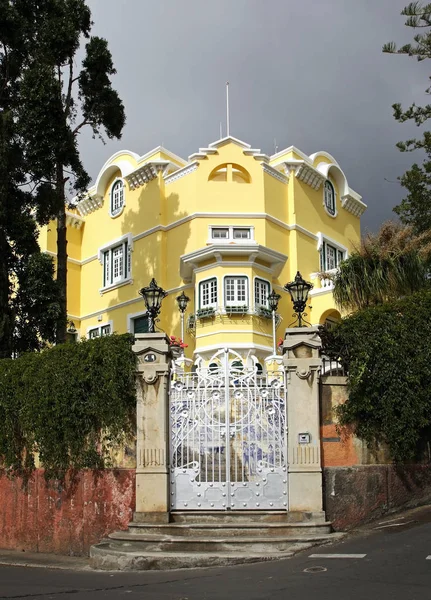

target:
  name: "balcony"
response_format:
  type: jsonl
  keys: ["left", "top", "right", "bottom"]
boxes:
{"left": 309, "top": 269, "right": 336, "bottom": 296}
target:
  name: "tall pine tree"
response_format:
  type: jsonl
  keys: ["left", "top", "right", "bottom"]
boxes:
{"left": 17, "top": 0, "right": 126, "bottom": 343}
{"left": 384, "top": 2, "right": 431, "bottom": 233}
{"left": 0, "top": 0, "right": 59, "bottom": 358}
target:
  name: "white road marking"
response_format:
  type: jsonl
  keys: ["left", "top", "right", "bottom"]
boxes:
{"left": 425, "top": 556, "right": 431, "bottom": 560}
{"left": 374, "top": 520, "right": 414, "bottom": 530}
{"left": 308, "top": 554, "right": 366, "bottom": 559}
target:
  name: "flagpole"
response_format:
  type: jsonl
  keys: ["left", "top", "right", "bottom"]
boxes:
{"left": 226, "top": 81, "right": 230, "bottom": 137}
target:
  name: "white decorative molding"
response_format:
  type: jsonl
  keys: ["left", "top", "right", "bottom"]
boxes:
{"left": 51, "top": 213, "right": 319, "bottom": 267}
{"left": 194, "top": 342, "right": 272, "bottom": 355}
{"left": 188, "top": 147, "right": 218, "bottom": 161}
{"left": 99, "top": 278, "right": 133, "bottom": 296}
{"left": 180, "top": 243, "right": 288, "bottom": 281}
{"left": 65, "top": 211, "right": 85, "bottom": 229}
{"left": 76, "top": 194, "right": 103, "bottom": 216}
{"left": 243, "top": 149, "right": 270, "bottom": 162}
{"left": 125, "top": 161, "right": 170, "bottom": 190}
{"left": 44, "top": 250, "right": 81, "bottom": 266}
{"left": 294, "top": 162, "right": 325, "bottom": 190}
{"left": 164, "top": 161, "right": 199, "bottom": 185}
{"left": 262, "top": 163, "right": 289, "bottom": 184}
{"left": 341, "top": 193, "right": 367, "bottom": 217}
{"left": 310, "top": 269, "right": 336, "bottom": 293}
{"left": 196, "top": 330, "right": 273, "bottom": 340}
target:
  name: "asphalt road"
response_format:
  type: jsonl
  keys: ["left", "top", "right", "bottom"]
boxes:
{"left": 1, "top": 506, "right": 431, "bottom": 600}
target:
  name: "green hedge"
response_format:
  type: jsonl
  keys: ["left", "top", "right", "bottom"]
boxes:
{"left": 0, "top": 334, "right": 136, "bottom": 480}
{"left": 321, "top": 291, "right": 431, "bottom": 462}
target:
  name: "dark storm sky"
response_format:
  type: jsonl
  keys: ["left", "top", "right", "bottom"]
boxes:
{"left": 79, "top": 0, "right": 429, "bottom": 233}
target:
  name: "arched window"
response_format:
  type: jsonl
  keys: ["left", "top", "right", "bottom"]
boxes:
{"left": 208, "top": 163, "right": 251, "bottom": 183}
{"left": 324, "top": 180, "right": 336, "bottom": 216}
{"left": 110, "top": 180, "right": 124, "bottom": 217}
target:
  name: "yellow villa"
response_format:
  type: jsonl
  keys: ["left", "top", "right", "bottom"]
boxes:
{"left": 39, "top": 135, "right": 366, "bottom": 365}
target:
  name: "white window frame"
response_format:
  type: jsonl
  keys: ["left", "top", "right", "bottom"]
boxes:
{"left": 323, "top": 180, "right": 337, "bottom": 218}
{"left": 199, "top": 277, "right": 218, "bottom": 309}
{"left": 126, "top": 310, "right": 149, "bottom": 333}
{"left": 87, "top": 321, "right": 113, "bottom": 339}
{"left": 317, "top": 233, "right": 347, "bottom": 272}
{"left": 110, "top": 179, "right": 126, "bottom": 218}
{"left": 208, "top": 225, "right": 255, "bottom": 244}
{"left": 223, "top": 275, "right": 249, "bottom": 308}
{"left": 98, "top": 233, "right": 133, "bottom": 293}
{"left": 253, "top": 276, "right": 271, "bottom": 309}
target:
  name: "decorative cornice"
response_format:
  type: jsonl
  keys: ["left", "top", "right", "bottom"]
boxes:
{"left": 125, "top": 161, "right": 169, "bottom": 191}
{"left": 180, "top": 243, "right": 288, "bottom": 281}
{"left": 164, "top": 161, "right": 199, "bottom": 185}
{"left": 294, "top": 162, "right": 325, "bottom": 190}
{"left": 262, "top": 164, "right": 289, "bottom": 184}
{"left": 243, "top": 149, "right": 270, "bottom": 162}
{"left": 76, "top": 194, "right": 103, "bottom": 216}
{"left": 341, "top": 193, "right": 367, "bottom": 217}
{"left": 188, "top": 147, "right": 218, "bottom": 161}
{"left": 65, "top": 211, "right": 85, "bottom": 229}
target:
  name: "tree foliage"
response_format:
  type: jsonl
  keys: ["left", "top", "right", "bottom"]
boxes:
{"left": 331, "top": 222, "right": 431, "bottom": 311}
{"left": 320, "top": 291, "right": 431, "bottom": 462}
{"left": 0, "top": 1, "right": 61, "bottom": 358}
{"left": 0, "top": 334, "right": 136, "bottom": 480}
{"left": 384, "top": 2, "right": 431, "bottom": 232}
{"left": 0, "top": 0, "right": 126, "bottom": 348}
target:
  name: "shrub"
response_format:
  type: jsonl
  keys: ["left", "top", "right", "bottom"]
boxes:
{"left": 320, "top": 291, "right": 431, "bottom": 462}
{"left": 0, "top": 334, "right": 136, "bottom": 480}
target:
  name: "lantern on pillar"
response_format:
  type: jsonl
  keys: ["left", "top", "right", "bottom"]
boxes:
{"left": 139, "top": 278, "right": 168, "bottom": 333}
{"left": 284, "top": 272, "right": 313, "bottom": 327}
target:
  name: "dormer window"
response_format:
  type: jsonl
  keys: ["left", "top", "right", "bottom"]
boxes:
{"left": 110, "top": 180, "right": 125, "bottom": 217}
{"left": 324, "top": 180, "right": 336, "bottom": 217}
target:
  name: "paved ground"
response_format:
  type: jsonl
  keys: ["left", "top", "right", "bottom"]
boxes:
{"left": 1, "top": 505, "right": 431, "bottom": 599}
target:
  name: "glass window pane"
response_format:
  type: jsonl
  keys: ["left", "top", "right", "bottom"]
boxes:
{"left": 89, "top": 328, "right": 99, "bottom": 338}
{"left": 326, "top": 245, "right": 336, "bottom": 270}
{"left": 212, "top": 228, "right": 229, "bottom": 239}
{"left": 133, "top": 315, "right": 149, "bottom": 334}
{"left": 233, "top": 228, "right": 251, "bottom": 239}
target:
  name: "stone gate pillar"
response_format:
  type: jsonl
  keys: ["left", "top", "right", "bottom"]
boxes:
{"left": 132, "top": 333, "right": 172, "bottom": 523}
{"left": 283, "top": 327, "right": 323, "bottom": 513}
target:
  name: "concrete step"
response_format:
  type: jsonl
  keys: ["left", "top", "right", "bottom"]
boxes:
{"left": 134, "top": 510, "right": 327, "bottom": 524}
{"left": 127, "top": 521, "right": 332, "bottom": 538}
{"left": 107, "top": 531, "right": 339, "bottom": 553}
{"left": 90, "top": 541, "right": 323, "bottom": 571}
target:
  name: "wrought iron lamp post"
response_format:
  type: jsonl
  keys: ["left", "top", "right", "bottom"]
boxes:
{"left": 284, "top": 271, "right": 313, "bottom": 327}
{"left": 176, "top": 291, "right": 190, "bottom": 354}
{"left": 139, "top": 278, "right": 168, "bottom": 333}
{"left": 268, "top": 289, "right": 281, "bottom": 355}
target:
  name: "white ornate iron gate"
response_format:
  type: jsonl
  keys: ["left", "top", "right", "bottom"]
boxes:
{"left": 169, "top": 350, "right": 288, "bottom": 510}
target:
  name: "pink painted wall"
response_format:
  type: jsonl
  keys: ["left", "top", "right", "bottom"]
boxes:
{"left": 0, "top": 469, "right": 135, "bottom": 556}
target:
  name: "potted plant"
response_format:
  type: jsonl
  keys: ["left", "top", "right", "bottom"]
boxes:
{"left": 169, "top": 336, "right": 188, "bottom": 358}
{"left": 256, "top": 306, "right": 272, "bottom": 319}
{"left": 225, "top": 305, "right": 248, "bottom": 315}
{"left": 196, "top": 307, "right": 216, "bottom": 319}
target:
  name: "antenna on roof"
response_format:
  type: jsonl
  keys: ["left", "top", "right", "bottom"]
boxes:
{"left": 274, "top": 138, "right": 278, "bottom": 154}
{"left": 226, "top": 81, "right": 230, "bottom": 137}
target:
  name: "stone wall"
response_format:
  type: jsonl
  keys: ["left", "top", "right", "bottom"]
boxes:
{"left": 320, "top": 376, "right": 431, "bottom": 529}
{"left": 324, "top": 465, "right": 431, "bottom": 530}
{"left": 0, "top": 469, "right": 135, "bottom": 555}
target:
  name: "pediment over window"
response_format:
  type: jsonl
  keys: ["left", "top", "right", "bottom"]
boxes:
{"left": 180, "top": 244, "right": 287, "bottom": 282}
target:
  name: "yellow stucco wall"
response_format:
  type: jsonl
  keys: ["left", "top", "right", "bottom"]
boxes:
{"left": 39, "top": 137, "right": 365, "bottom": 359}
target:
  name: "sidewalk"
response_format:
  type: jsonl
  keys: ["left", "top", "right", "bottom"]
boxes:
{"left": 0, "top": 548, "right": 90, "bottom": 570}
